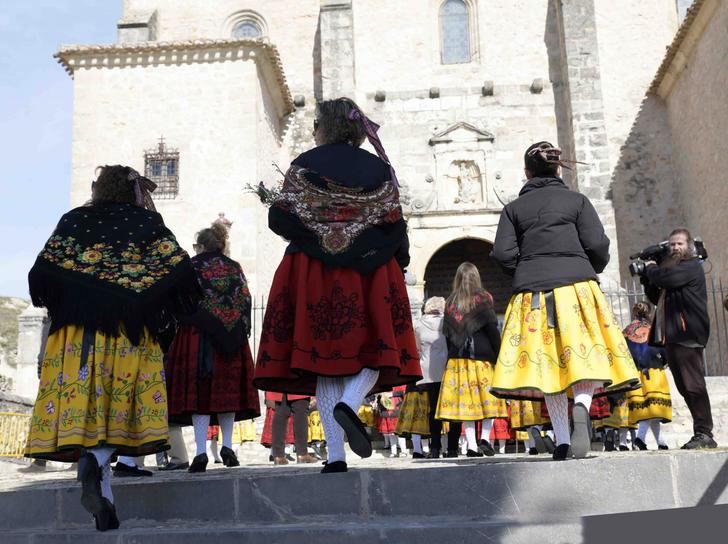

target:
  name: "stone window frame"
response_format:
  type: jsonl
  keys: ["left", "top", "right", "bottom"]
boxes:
{"left": 436, "top": 0, "right": 480, "bottom": 65}
{"left": 223, "top": 10, "right": 268, "bottom": 40}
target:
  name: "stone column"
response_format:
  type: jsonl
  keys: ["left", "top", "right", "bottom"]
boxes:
{"left": 14, "top": 306, "right": 47, "bottom": 401}
{"left": 552, "top": 0, "right": 621, "bottom": 286}
{"left": 319, "top": 0, "right": 356, "bottom": 100}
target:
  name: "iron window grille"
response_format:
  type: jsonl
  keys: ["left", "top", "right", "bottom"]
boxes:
{"left": 144, "top": 137, "right": 179, "bottom": 199}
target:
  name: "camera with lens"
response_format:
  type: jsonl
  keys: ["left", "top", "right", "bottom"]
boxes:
{"left": 628, "top": 242, "right": 669, "bottom": 276}
{"left": 628, "top": 237, "right": 708, "bottom": 276}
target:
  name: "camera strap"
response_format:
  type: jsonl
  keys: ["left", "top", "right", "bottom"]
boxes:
{"left": 531, "top": 290, "right": 557, "bottom": 329}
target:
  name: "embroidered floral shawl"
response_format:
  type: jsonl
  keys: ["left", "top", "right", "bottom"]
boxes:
{"left": 179, "top": 252, "right": 252, "bottom": 356}
{"left": 29, "top": 202, "right": 201, "bottom": 345}
{"left": 268, "top": 165, "right": 409, "bottom": 274}
{"left": 622, "top": 319, "right": 666, "bottom": 370}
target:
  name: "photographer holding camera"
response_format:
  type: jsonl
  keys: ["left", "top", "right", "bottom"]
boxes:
{"left": 641, "top": 227, "right": 716, "bottom": 449}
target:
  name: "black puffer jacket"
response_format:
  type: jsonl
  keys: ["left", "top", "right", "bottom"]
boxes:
{"left": 492, "top": 177, "right": 610, "bottom": 293}
{"left": 643, "top": 259, "right": 710, "bottom": 347}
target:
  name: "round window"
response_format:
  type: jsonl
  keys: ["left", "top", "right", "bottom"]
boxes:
{"left": 232, "top": 21, "right": 262, "bottom": 39}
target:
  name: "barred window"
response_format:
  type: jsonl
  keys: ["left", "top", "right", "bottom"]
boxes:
{"left": 144, "top": 138, "right": 179, "bottom": 200}
{"left": 440, "top": 0, "right": 471, "bottom": 65}
{"left": 232, "top": 21, "right": 262, "bottom": 39}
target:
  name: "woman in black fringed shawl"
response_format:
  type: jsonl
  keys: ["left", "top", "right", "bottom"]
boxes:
{"left": 165, "top": 221, "right": 260, "bottom": 473}
{"left": 25, "top": 165, "right": 200, "bottom": 531}
{"left": 253, "top": 97, "right": 422, "bottom": 473}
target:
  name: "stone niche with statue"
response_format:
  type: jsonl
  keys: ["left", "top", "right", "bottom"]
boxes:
{"left": 428, "top": 122, "right": 497, "bottom": 211}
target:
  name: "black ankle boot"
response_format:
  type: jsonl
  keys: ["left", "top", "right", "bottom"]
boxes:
{"left": 466, "top": 449, "right": 484, "bottom": 457}
{"left": 552, "top": 444, "right": 571, "bottom": 461}
{"left": 77, "top": 452, "right": 104, "bottom": 517}
{"left": 321, "top": 460, "right": 347, "bottom": 473}
{"left": 188, "top": 453, "right": 209, "bottom": 473}
{"left": 220, "top": 446, "right": 240, "bottom": 467}
{"left": 94, "top": 498, "right": 120, "bottom": 531}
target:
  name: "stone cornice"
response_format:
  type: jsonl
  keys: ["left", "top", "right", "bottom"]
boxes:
{"left": 54, "top": 38, "right": 294, "bottom": 117}
{"left": 649, "top": 0, "right": 719, "bottom": 98}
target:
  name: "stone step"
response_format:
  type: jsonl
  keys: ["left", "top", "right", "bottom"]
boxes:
{"left": 1, "top": 449, "right": 727, "bottom": 541}
{"left": 5, "top": 518, "right": 581, "bottom": 544}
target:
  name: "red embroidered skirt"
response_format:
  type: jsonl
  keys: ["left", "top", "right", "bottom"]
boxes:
{"left": 167, "top": 326, "right": 261, "bottom": 425}
{"left": 253, "top": 253, "right": 422, "bottom": 396}
{"left": 490, "top": 417, "right": 514, "bottom": 441}
{"left": 260, "top": 406, "right": 295, "bottom": 447}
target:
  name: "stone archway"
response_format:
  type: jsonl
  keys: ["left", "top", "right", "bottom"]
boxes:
{"left": 423, "top": 238, "right": 512, "bottom": 313}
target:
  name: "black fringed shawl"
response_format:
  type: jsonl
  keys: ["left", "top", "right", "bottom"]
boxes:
{"left": 443, "top": 292, "right": 501, "bottom": 362}
{"left": 178, "top": 252, "right": 252, "bottom": 356}
{"left": 268, "top": 165, "right": 409, "bottom": 275}
{"left": 28, "top": 202, "right": 201, "bottom": 346}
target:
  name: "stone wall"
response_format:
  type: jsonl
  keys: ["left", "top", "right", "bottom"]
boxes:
{"left": 664, "top": 0, "right": 728, "bottom": 282}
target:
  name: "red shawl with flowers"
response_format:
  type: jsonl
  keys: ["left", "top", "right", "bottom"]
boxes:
{"left": 179, "top": 252, "right": 252, "bottom": 356}
{"left": 268, "top": 165, "right": 409, "bottom": 275}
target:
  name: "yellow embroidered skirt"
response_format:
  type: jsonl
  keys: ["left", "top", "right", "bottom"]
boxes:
{"left": 232, "top": 419, "right": 257, "bottom": 443}
{"left": 492, "top": 281, "right": 640, "bottom": 399}
{"left": 509, "top": 400, "right": 548, "bottom": 431}
{"left": 597, "top": 396, "right": 634, "bottom": 429}
{"left": 436, "top": 358, "right": 508, "bottom": 421}
{"left": 25, "top": 325, "right": 169, "bottom": 462}
{"left": 358, "top": 405, "right": 376, "bottom": 428}
{"left": 308, "top": 410, "right": 325, "bottom": 442}
{"left": 395, "top": 391, "right": 430, "bottom": 437}
{"left": 627, "top": 368, "right": 672, "bottom": 424}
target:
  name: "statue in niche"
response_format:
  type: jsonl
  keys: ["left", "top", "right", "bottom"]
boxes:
{"left": 448, "top": 160, "right": 482, "bottom": 204}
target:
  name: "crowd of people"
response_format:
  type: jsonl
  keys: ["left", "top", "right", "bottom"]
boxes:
{"left": 22, "top": 97, "right": 717, "bottom": 532}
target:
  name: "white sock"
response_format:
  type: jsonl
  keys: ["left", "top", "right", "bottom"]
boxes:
{"left": 480, "top": 419, "right": 494, "bottom": 443}
{"left": 90, "top": 446, "right": 115, "bottom": 467}
{"left": 546, "top": 430, "right": 555, "bottom": 440}
{"left": 386, "top": 434, "right": 396, "bottom": 454}
{"left": 218, "top": 412, "right": 235, "bottom": 449}
{"left": 192, "top": 414, "right": 211, "bottom": 456}
{"left": 650, "top": 419, "right": 668, "bottom": 446}
{"left": 544, "top": 393, "right": 570, "bottom": 446}
{"left": 619, "top": 428, "right": 628, "bottom": 447}
{"left": 572, "top": 381, "right": 597, "bottom": 412}
{"left": 498, "top": 439, "right": 506, "bottom": 454}
{"left": 637, "top": 421, "right": 649, "bottom": 442}
{"left": 209, "top": 439, "right": 221, "bottom": 461}
{"left": 459, "top": 436, "right": 467, "bottom": 454}
{"left": 340, "top": 369, "right": 380, "bottom": 411}
{"left": 100, "top": 460, "right": 113, "bottom": 504}
{"left": 397, "top": 436, "right": 407, "bottom": 454}
{"left": 412, "top": 434, "right": 423, "bottom": 454}
{"left": 316, "top": 376, "right": 346, "bottom": 463}
{"left": 116, "top": 455, "right": 136, "bottom": 468}
{"left": 422, "top": 438, "right": 430, "bottom": 453}
{"left": 526, "top": 428, "right": 536, "bottom": 449}
{"left": 464, "top": 421, "right": 478, "bottom": 451}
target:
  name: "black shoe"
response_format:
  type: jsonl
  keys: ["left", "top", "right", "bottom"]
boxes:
{"left": 443, "top": 450, "right": 459, "bottom": 458}
{"left": 618, "top": 445, "right": 630, "bottom": 451}
{"left": 214, "top": 459, "right": 222, "bottom": 464}
{"left": 658, "top": 444, "right": 669, "bottom": 450}
{"left": 412, "top": 452, "right": 425, "bottom": 459}
{"left": 158, "top": 461, "right": 190, "bottom": 471}
{"left": 285, "top": 453, "right": 296, "bottom": 462}
{"left": 530, "top": 428, "right": 548, "bottom": 454}
{"left": 478, "top": 439, "right": 496, "bottom": 457}
{"left": 528, "top": 447, "right": 539, "bottom": 455}
{"left": 93, "top": 498, "right": 120, "bottom": 532}
{"left": 220, "top": 446, "right": 240, "bottom": 467}
{"left": 633, "top": 437, "right": 648, "bottom": 451}
{"left": 543, "top": 435, "right": 556, "bottom": 454}
{"left": 427, "top": 448, "right": 441, "bottom": 459}
{"left": 321, "top": 460, "right": 348, "bottom": 473}
{"left": 188, "top": 453, "right": 209, "bottom": 473}
{"left": 571, "top": 402, "right": 591, "bottom": 459}
{"left": 604, "top": 431, "right": 616, "bottom": 451}
{"left": 113, "top": 462, "right": 153, "bottom": 477}
{"left": 466, "top": 449, "right": 484, "bottom": 457}
{"left": 552, "top": 444, "right": 571, "bottom": 461}
{"left": 333, "top": 402, "right": 372, "bottom": 458}
{"left": 77, "top": 453, "right": 104, "bottom": 517}
{"left": 681, "top": 433, "right": 718, "bottom": 450}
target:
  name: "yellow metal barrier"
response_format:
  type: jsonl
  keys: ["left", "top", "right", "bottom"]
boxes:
{"left": 0, "top": 412, "right": 31, "bottom": 458}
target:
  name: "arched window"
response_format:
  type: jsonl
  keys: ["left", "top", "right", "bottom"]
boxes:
{"left": 232, "top": 20, "right": 263, "bottom": 39}
{"left": 440, "top": 0, "right": 471, "bottom": 65}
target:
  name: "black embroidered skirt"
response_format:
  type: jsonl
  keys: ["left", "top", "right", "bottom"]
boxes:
{"left": 253, "top": 253, "right": 422, "bottom": 396}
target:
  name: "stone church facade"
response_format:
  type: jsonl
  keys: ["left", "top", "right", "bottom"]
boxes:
{"left": 56, "top": 0, "right": 683, "bottom": 314}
